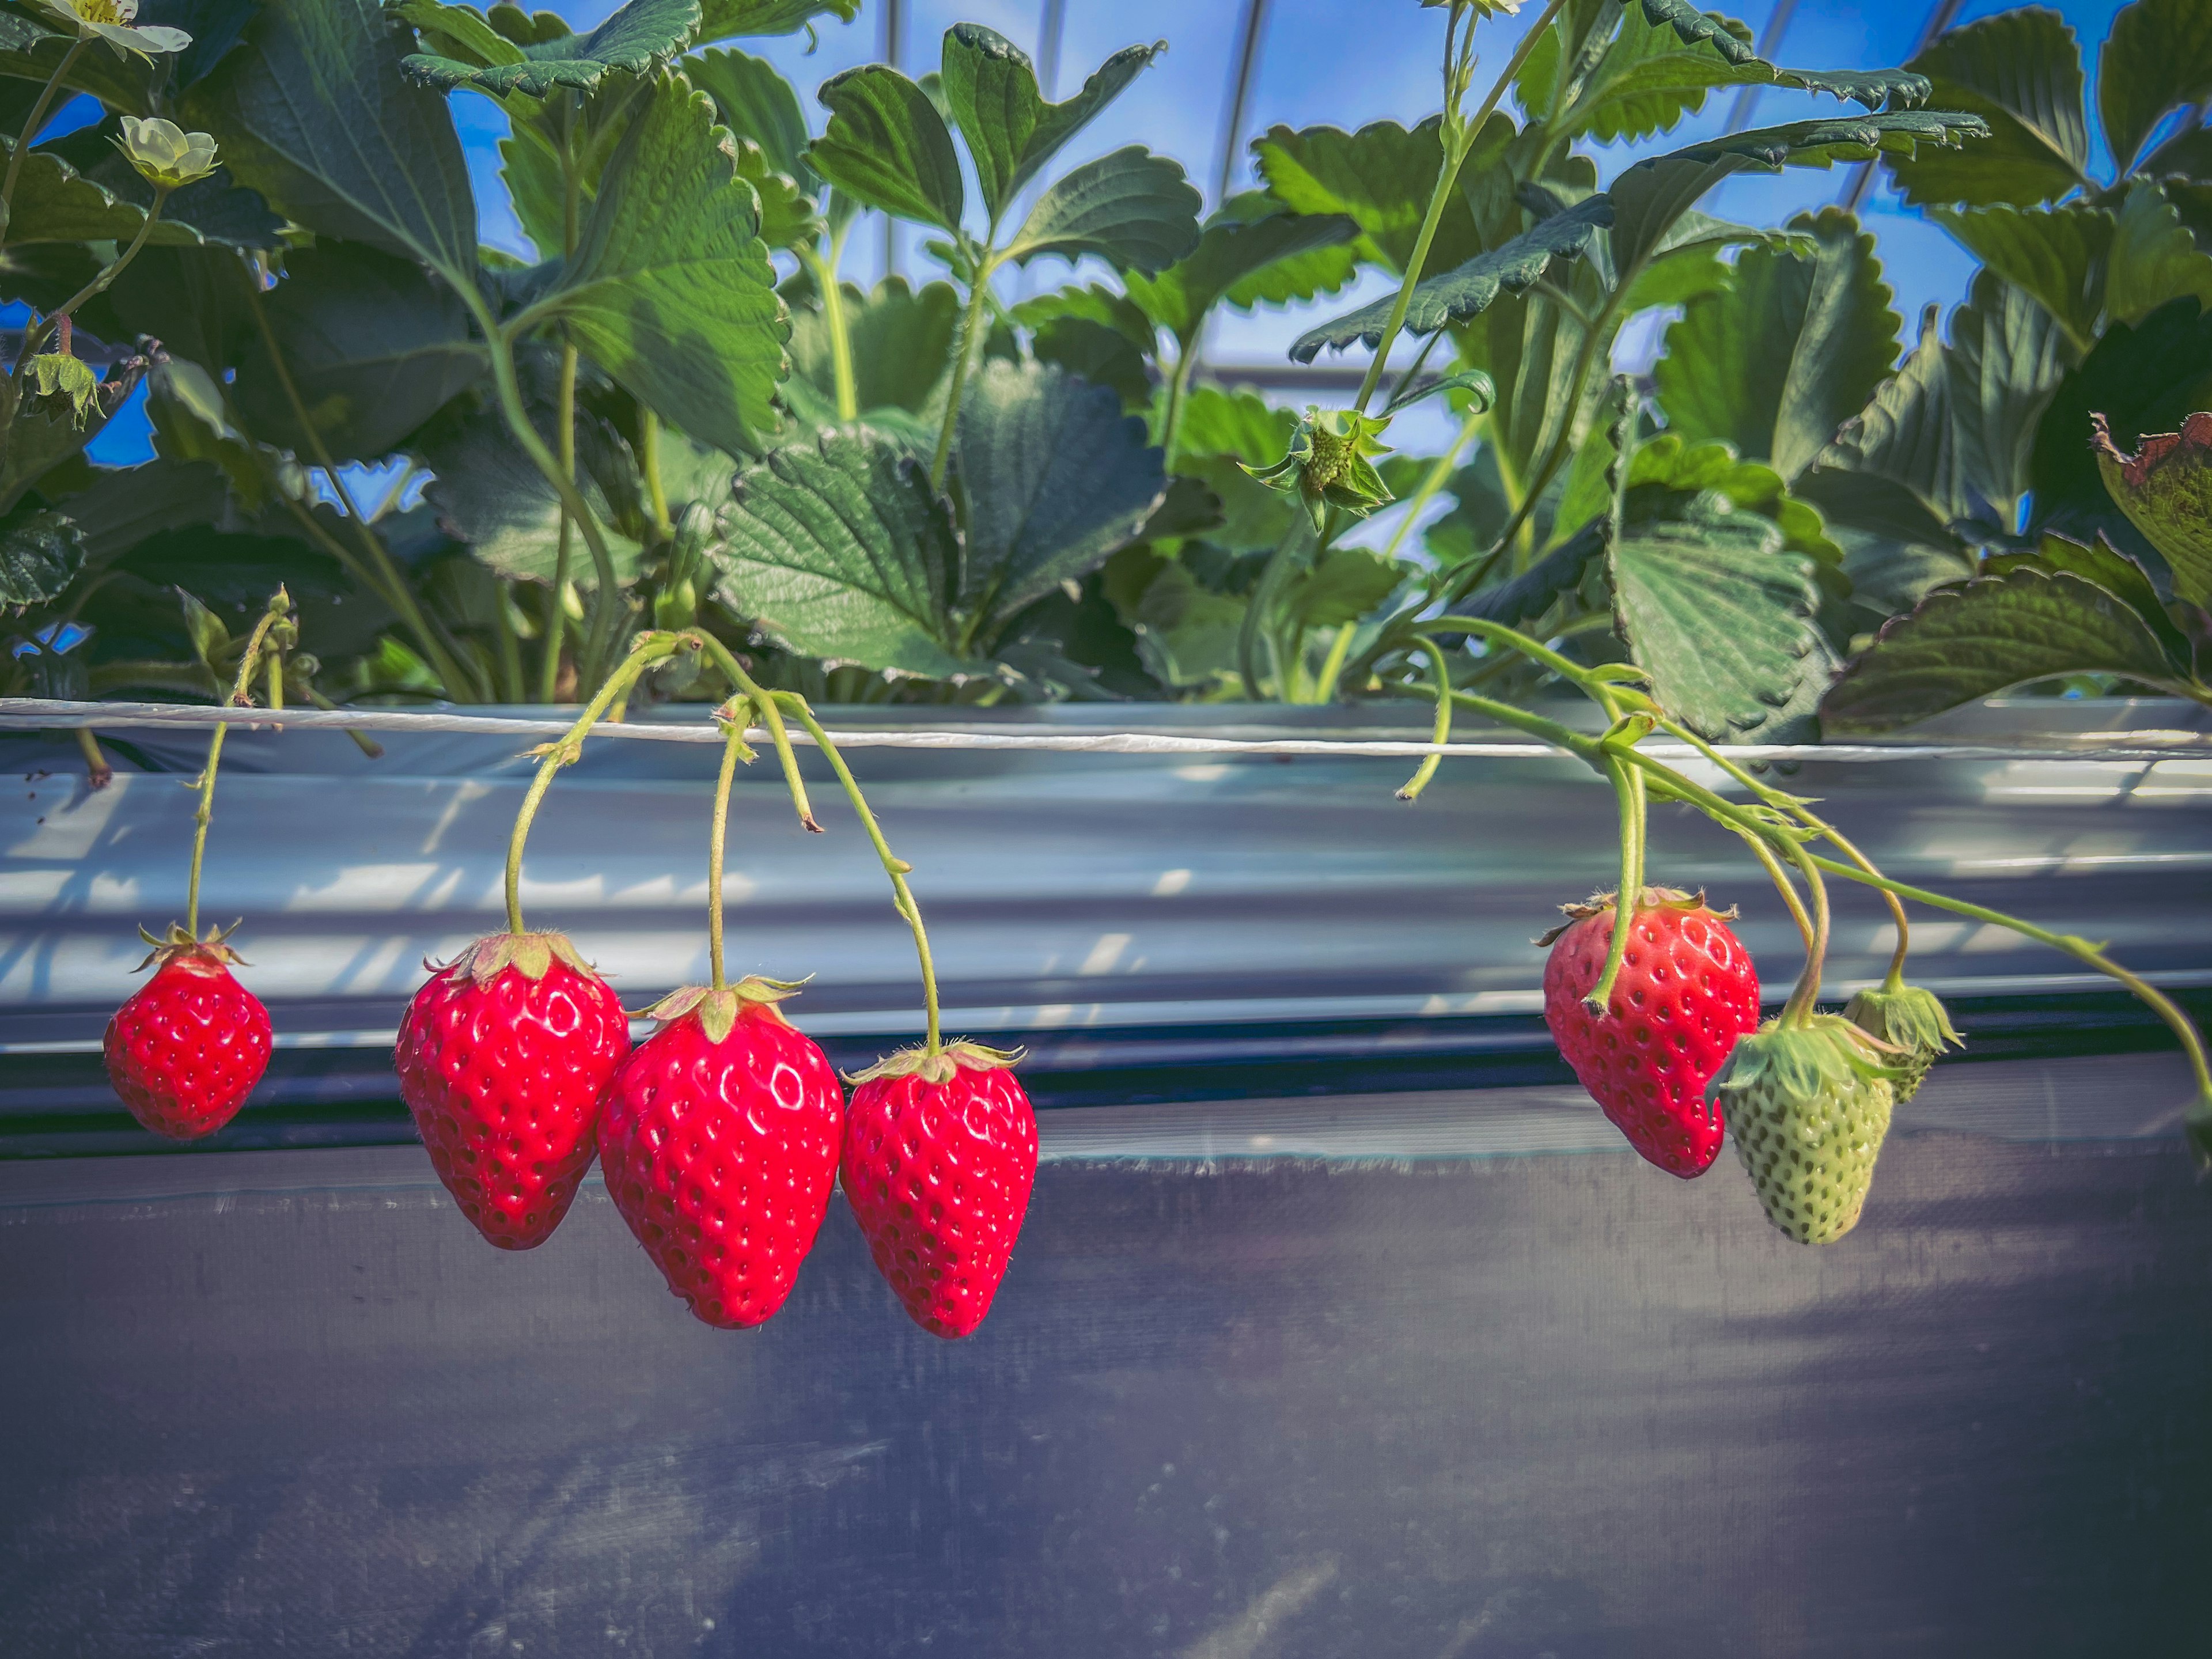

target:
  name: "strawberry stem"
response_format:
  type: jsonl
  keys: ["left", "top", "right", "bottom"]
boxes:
{"left": 1738, "top": 830, "right": 1814, "bottom": 952}
{"left": 1396, "top": 634, "right": 1454, "bottom": 802}
{"left": 1778, "top": 838, "right": 1830, "bottom": 1028}
{"left": 187, "top": 590, "right": 293, "bottom": 939}
{"left": 706, "top": 714, "right": 749, "bottom": 993}
{"left": 1584, "top": 751, "right": 1646, "bottom": 1013}
{"left": 688, "top": 636, "right": 820, "bottom": 832}
{"left": 503, "top": 632, "right": 690, "bottom": 936}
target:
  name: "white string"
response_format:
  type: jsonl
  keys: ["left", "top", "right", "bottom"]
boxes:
{"left": 2, "top": 698, "right": 2206, "bottom": 764}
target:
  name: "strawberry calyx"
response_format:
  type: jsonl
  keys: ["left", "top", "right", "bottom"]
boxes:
{"left": 1535, "top": 885, "right": 1734, "bottom": 947}
{"left": 633, "top": 978, "right": 806, "bottom": 1044}
{"left": 1710, "top": 1012, "right": 1906, "bottom": 1107}
{"left": 434, "top": 930, "right": 601, "bottom": 990}
{"left": 847, "top": 1040, "right": 1025, "bottom": 1087}
{"left": 1842, "top": 982, "right": 1963, "bottom": 1063}
{"left": 132, "top": 920, "right": 249, "bottom": 974}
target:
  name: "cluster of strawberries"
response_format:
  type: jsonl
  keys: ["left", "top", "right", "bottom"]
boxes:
{"left": 104, "top": 925, "right": 1040, "bottom": 1338}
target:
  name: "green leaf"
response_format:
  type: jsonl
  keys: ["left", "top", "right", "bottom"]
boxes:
{"left": 1251, "top": 119, "right": 1486, "bottom": 275}
{"left": 1653, "top": 208, "right": 1900, "bottom": 482}
{"left": 1822, "top": 569, "right": 2181, "bottom": 733}
{"left": 2106, "top": 179, "right": 2212, "bottom": 329}
{"left": 231, "top": 242, "right": 484, "bottom": 464}
{"left": 1989, "top": 529, "right": 2198, "bottom": 669}
{"left": 1031, "top": 317, "right": 1152, "bottom": 411}
{"left": 51, "top": 457, "right": 232, "bottom": 570}
{"left": 1454, "top": 520, "right": 1605, "bottom": 628}
{"left": 1104, "top": 548, "right": 1245, "bottom": 690}
{"left": 401, "top": 0, "right": 699, "bottom": 95}
{"left": 537, "top": 77, "right": 787, "bottom": 457}
{"left": 2099, "top": 0, "right": 2212, "bottom": 175}
{"left": 953, "top": 361, "right": 1167, "bottom": 628}
{"left": 1929, "top": 202, "right": 2111, "bottom": 354}
{"left": 1609, "top": 491, "right": 1829, "bottom": 740}
{"left": 1884, "top": 9, "right": 2090, "bottom": 209}
{"left": 1123, "top": 200, "right": 1357, "bottom": 347}
{"left": 710, "top": 429, "right": 973, "bottom": 677}
{"left": 1008, "top": 282, "right": 1156, "bottom": 353}
{"left": 1003, "top": 146, "right": 1202, "bottom": 276}
{"left": 1614, "top": 213, "right": 1812, "bottom": 314}
{"left": 107, "top": 246, "right": 259, "bottom": 379}
{"left": 185, "top": 0, "right": 479, "bottom": 287}
{"left": 729, "top": 136, "right": 819, "bottom": 251}
{"left": 1945, "top": 269, "right": 2071, "bottom": 522}
{"left": 2030, "top": 297, "right": 2212, "bottom": 550}
{"left": 421, "top": 411, "right": 644, "bottom": 587}
{"left": 786, "top": 276, "right": 959, "bottom": 423}
{"left": 0, "top": 508, "right": 84, "bottom": 611}
{"left": 805, "top": 64, "right": 963, "bottom": 232}
{"left": 2095, "top": 410, "right": 2212, "bottom": 610}
{"left": 1169, "top": 385, "right": 1300, "bottom": 551}
{"left": 0, "top": 13, "right": 156, "bottom": 117}
{"left": 697, "top": 0, "right": 858, "bottom": 42}
{"left": 1291, "top": 195, "right": 1612, "bottom": 362}
{"left": 1283, "top": 546, "right": 1406, "bottom": 633}
{"left": 940, "top": 25, "right": 1162, "bottom": 223}
{"left": 686, "top": 46, "right": 816, "bottom": 185}
{"left": 145, "top": 358, "right": 297, "bottom": 513}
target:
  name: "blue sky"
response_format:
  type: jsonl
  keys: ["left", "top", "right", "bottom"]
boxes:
{"left": 92, "top": 0, "right": 2143, "bottom": 464}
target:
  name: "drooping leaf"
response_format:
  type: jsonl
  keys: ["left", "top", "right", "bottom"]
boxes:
{"left": 2098, "top": 0, "right": 2212, "bottom": 176}
{"left": 1609, "top": 491, "right": 1828, "bottom": 740}
{"left": 0, "top": 508, "right": 84, "bottom": 611}
{"left": 185, "top": 0, "right": 479, "bottom": 288}
{"left": 145, "top": 358, "right": 296, "bottom": 513}
{"left": 1292, "top": 195, "right": 1612, "bottom": 361}
{"left": 686, "top": 46, "right": 816, "bottom": 185}
{"left": 697, "top": 0, "right": 857, "bottom": 41}
{"left": 1124, "top": 200, "right": 1357, "bottom": 347}
{"left": 1653, "top": 208, "right": 1900, "bottom": 483}
{"left": 1884, "top": 10, "right": 2090, "bottom": 209}
{"left": 709, "top": 428, "right": 973, "bottom": 678}
{"left": 953, "top": 361, "right": 1167, "bottom": 628}
{"left": 421, "top": 412, "right": 644, "bottom": 587}
{"left": 400, "top": 0, "right": 699, "bottom": 96}
{"left": 786, "top": 276, "right": 960, "bottom": 424}
{"left": 1929, "top": 201, "right": 2111, "bottom": 354}
{"left": 535, "top": 77, "right": 787, "bottom": 456}
{"left": 1251, "top": 119, "right": 1487, "bottom": 276}
{"left": 2029, "top": 297, "right": 2212, "bottom": 549}
{"left": 232, "top": 242, "right": 485, "bottom": 464}
{"left": 805, "top": 64, "right": 963, "bottom": 232}
{"left": 1003, "top": 146, "right": 1202, "bottom": 275}
{"left": 2095, "top": 410, "right": 2212, "bottom": 609}
{"left": 2105, "top": 179, "right": 2212, "bottom": 329}
{"left": 940, "top": 25, "right": 1162, "bottom": 223}
{"left": 1822, "top": 569, "right": 2182, "bottom": 733}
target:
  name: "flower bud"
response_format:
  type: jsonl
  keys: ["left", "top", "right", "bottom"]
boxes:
{"left": 113, "top": 117, "right": 220, "bottom": 190}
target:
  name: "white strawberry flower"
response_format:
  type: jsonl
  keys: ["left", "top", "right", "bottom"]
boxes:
{"left": 112, "top": 116, "right": 219, "bottom": 190}
{"left": 25, "top": 0, "right": 192, "bottom": 60}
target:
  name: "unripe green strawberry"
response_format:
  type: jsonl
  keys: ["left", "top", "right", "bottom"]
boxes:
{"left": 1842, "top": 982, "right": 1961, "bottom": 1103}
{"left": 1715, "top": 1013, "right": 1901, "bottom": 1245}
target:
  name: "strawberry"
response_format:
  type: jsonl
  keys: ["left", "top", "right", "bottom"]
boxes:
{"left": 842, "top": 1043, "right": 1038, "bottom": 1339}
{"left": 1714, "top": 1013, "right": 1901, "bottom": 1244}
{"left": 395, "top": 931, "right": 630, "bottom": 1251}
{"left": 1541, "top": 887, "right": 1762, "bottom": 1177}
{"left": 104, "top": 923, "right": 271, "bottom": 1139}
{"left": 598, "top": 980, "right": 844, "bottom": 1328}
{"left": 1842, "top": 981, "right": 1961, "bottom": 1103}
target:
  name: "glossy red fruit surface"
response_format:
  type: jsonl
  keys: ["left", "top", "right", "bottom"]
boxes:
{"left": 599, "top": 983, "right": 844, "bottom": 1329}
{"left": 1541, "top": 887, "right": 1762, "bottom": 1178}
{"left": 104, "top": 930, "right": 271, "bottom": 1139}
{"left": 395, "top": 932, "right": 630, "bottom": 1250}
{"left": 841, "top": 1044, "right": 1038, "bottom": 1339}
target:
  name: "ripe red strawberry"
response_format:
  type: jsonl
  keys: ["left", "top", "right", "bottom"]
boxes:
{"left": 842, "top": 1043, "right": 1038, "bottom": 1339}
{"left": 396, "top": 931, "right": 630, "bottom": 1251}
{"left": 104, "top": 923, "right": 271, "bottom": 1139}
{"left": 599, "top": 980, "right": 844, "bottom": 1328}
{"left": 1541, "top": 887, "right": 1762, "bottom": 1177}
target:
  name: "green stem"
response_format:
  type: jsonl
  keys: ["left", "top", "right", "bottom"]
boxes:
{"left": 1350, "top": 0, "right": 1571, "bottom": 416}
{"left": 1310, "top": 620, "right": 1359, "bottom": 704}
{"left": 1160, "top": 342, "right": 1199, "bottom": 459}
{"left": 1740, "top": 828, "right": 1814, "bottom": 952}
{"left": 639, "top": 407, "right": 672, "bottom": 540}
{"left": 1380, "top": 403, "right": 1484, "bottom": 565}
{"left": 707, "top": 717, "right": 747, "bottom": 992}
{"left": 688, "top": 635, "right": 821, "bottom": 833}
{"left": 931, "top": 251, "right": 997, "bottom": 491}
{"left": 245, "top": 282, "right": 483, "bottom": 702}
{"left": 74, "top": 725, "right": 109, "bottom": 789}
{"left": 1585, "top": 751, "right": 1646, "bottom": 1012}
{"left": 1239, "top": 513, "right": 1312, "bottom": 700}
{"left": 32, "top": 194, "right": 162, "bottom": 345}
{"left": 503, "top": 634, "right": 688, "bottom": 935}
{"left": 482, "top": 327, "right": 624, "bottom": 695}
{"left": 188, "top": 597, "right": 291, "bottom": 937}
{"left": 801, "top": 239, "right": 860, "bottom": 423}
{"left": 0, "top": 39, "right": 85, "bottom": 250}
{"left": 1396, "top": 634, "right": 1455, "bottom": 802}
{"left": 768, "top": 690, "right": 944, "bottom": 1056}
{"left": 539, "top": 339, "right": 580, "bottom": 702}
{"left": 1423, "top": 614, "right": 1608, "bottom": 692}
{"left": 1778, "top": 836, "right": 1830, "bottom": 1027}
{"left": 491, "top": 581, "right": 526, "bottom": 702}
